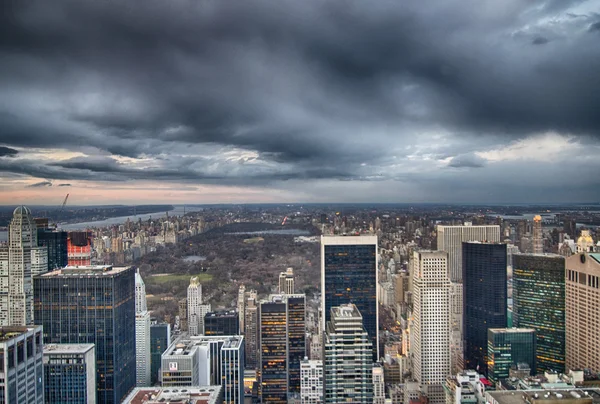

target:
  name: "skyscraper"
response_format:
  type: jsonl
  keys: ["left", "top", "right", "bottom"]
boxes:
{"left": 565, "top": 253, "right": 600, "bottom": 373}
{"left": 43, "top": 344, "right": 96, "bottom": 404}
{"left": 6, "top": 206, "right": 38, "bottom": 326}
{"left": 323, "top": 304, "right": 373, "bottom": 403}
{"left": 205, "top": 310, "right": 240, "bottom": 336}
{"left": 487, "top": 328, "right": 536, "bottom": 384}
{"left": 221, "top": 336, "right": 245, "bottom": 404}
{"left": 279, "top": 267, "right": 295, "bottom": 294}
{"left": 237, "top": 284, "right": 246, "bottom": 331}
{"left": 462, "top": 242, "right": 507, "bottom": 374}
{"left": 37, "top": 227, "right": 68, "bottom": 270}
{"left": 512, "top": 254, "right": 565, "bottom": 373}
{"left": 30, "top": 246, "right": 48, "bottom": 276}
{"left": 34, "top": 265, "right": 136, "bottom": 404}
{"left": 437, "top": 224, "right": 501, "bottom": 282}
{"left": 135, "top": 269, "right": 151, "bottom": 386}
{"left": 532, "top": 215, "right": 543, "bottom": 254}
{"left": 188, "top": 276, "right": 211, "bottom": 336}
{"left": 150, "top": 321, "right": 171, "bottom": 386}
{"left": 244, "top": 291, "right": 258, "bottom": 370}
{"left": 67, "top": 231, "right": 92, "bottom": 266}
{"left": 321, "top": 235, "right": 378, "bottom": 360}
{"left": 411, "top": 250, "right": 451, "bottom": 404}
{"left": 300, "top": 358, "right": 323, "bottom": 404}
{"left": 0, "top": 326, "right": 44, "bottom": 403}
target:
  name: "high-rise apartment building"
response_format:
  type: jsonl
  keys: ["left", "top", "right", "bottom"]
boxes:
{"left": 512, "top": 254, "right": 565, "bottom": 374}
{"left": 221, "top": 336, "right": 245, "bottom": 404}
{"left": 43, "top": 344, "right": 96, "bottom": 404}
{"left": 437, "top": 224, "right": 501, "bottom": 282}
{"left": 135, "top": 268, "right": 147, "bottom": 313}
{"left": 462, "top": 242, "right": 507, "bottom": 374}
{"left": 205, "top": 310, "right": 239, "bottom": 336}
{"left": 565, "top": 253, "right": 600, "bottom": 373}
{"left": 244, "top": 291, "right": 258, "bottom": 370}
{"left": 34, "top": 265, "right": 136, "bottom": 404}
{"left": 411, "top": 250, "right": 451, "bottom": 404}
{"left": 188, "top": 276, "right": 211, "bottom": 336}
{"left": 150, "top": 321, "right": 171, "bottom": 385}
{"left": 237, "top": 284, "right": 246, "bottom": 331}
{"left": 300, "top": 358, "right": 323, "bottom": 404}
{"left": 487, "top": 328, "right": 536, "bottom": 384}
{"left": 67, "top": 231, "right": 92, "bottom": 266}
{"left": 323, "top": 304, "right": 373, "bottom": 403}
{"left": 37, "top": 227, "right": 68, "bottom": 270}
{"left": 532, "top": 215, "right": 543, "bottom": 254}
{"left": 135, "top": 269, "right": 151, "bottom": 386}
{"left": 321, "top": 235, "right": 378, "bottom": 360}
{"left": 279, "top": 267, "right": 295, "bottom": 294}
{"left": 30, "top": 246, "right": 48, "bottom": 276}
{"left": 373, "top": 364, "right": 386, "bottom": 404}
{"left": 0, "top": 326, "right": 44, "bottom": 403}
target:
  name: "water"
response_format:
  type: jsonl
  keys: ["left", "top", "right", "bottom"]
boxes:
{"left": 225, "top": 229, "right": 311, "bottom": 236}
{"left": 183, "top": 255, "right": 207, "bottom": 262}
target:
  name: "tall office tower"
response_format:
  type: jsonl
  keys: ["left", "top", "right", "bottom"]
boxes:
{"left": 150, "top": 322, "right": 171, "bottom": 385}
{"left": 238, "top": 284, "right": 246, "bottom": 331}
{"left": 0, "top": 326, "right": 44, "bottom": 403}
{"left": 178, "top": 298, "right": 188, "bottom": 331}
{"left": 323, "top": 304, "right": 373, "bottom": 403}
{"left": 512, "top": 254, "right": 566, "bottom": 373}
{"left": 30, "top": 246, "right": 48, "bottom": 276}
{"left": 300, "top": 358, "right": 323, "bottom": 404}
{"left": 134, "top": 268, "right": 151, "bottom": 386}
{"left": 34, "top": 265, "right": 136, "bottom": 404}
{"left": 188, "top": 276, "right": 211, "bottom": 336}
{"left": 37, "top": 227, "right": 68, "bottom": 270}
{"left": 205, "top": 310, "right": 240, "bottom": 336}
{"left": 0, "top": 246, "right": 7, "bottom": 325}
{"left": 67, "top": 231, "right": 92, "bottom": 266}
{"left": 450, "top": 282, "right": 464, "bottom": 373}
{"left": 487, "top": 328, "right": 536, "bottom": 384}
{"left": 321, "top": 235, "right": 379, "bottom": 361}
{"left": 411, "top": 250, "right": 451, "bottom": 404}
{"left": 565, "top": 253, "right": 600, "bottom": 373}
{"left": 258, "top": 294, "right": 307, "bottom": 402}
{"left": 373, "top": 364, "right": 386, "bottom": 404}
{"left": 462, "top": 242, "right": 507, "bottom": 374}
{"left": 279, "top": 267, "right": 295, "bottom": 294}
{"left": 221, "top": 336, "right": 245, "bottom": 404}
{"left": 532, "top": 215, "right": 543, "bottom": 254}
{"left": 6, "top": 206, "right": 38, "bottom": 326}
{"left": 436, "top": 224, "right": 501, "bottom": 282}
{"left": 43, "top": 344, "right": 96, "bottom": 404}
{"left": 244, "top": 292, "right": 258, "bottom": 370}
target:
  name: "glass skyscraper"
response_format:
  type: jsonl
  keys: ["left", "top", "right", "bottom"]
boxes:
{"left": 150, "top": 322, "right": 171, "bottom": 386}
{"left": 463, "top": 242, "right": 507, "bottom": 374}
{"left": 321, "top": 235, "right": 378, "bottom": 360}
{"left": 205, "top": 310, "right": 240, "bottom": 336}
{"left": 37, "top": 228, "right": 68, "bottom": 270}
{"left": 43, "top": 344, "right": 96, "bottom": 404}
{"left": 513, "top": 254, "right": 565, "bottom": 374}
{"left": 488, "top": 328, "right": 536, "bottom": 384}
{"left": 259, "top": 298, "right": 287, "bottom": 403}
{"left": 34, "top": 265, "right": 136, "bottom": 404}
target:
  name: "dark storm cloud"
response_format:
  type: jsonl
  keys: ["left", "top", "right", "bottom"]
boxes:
{"left": 590, "top": 21, "right": 600, "bottom": 32}
{"left": 27, "top": 181, "right": 52, "bottom": 188}
{"left": 0, "top": 146, "right": 18, "bottom": 157}
{"left": 0, "top": 0, "right": 599, "bottom": 198}
{"left": 57, "top": 183, "right": 71, "bottom": 187}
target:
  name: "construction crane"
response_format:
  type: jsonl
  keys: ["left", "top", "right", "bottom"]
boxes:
{"left": 55, "top": 194, "right": 69, "bottom": 227}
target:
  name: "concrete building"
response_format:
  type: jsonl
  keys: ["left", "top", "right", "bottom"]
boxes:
{"left": 0, "top": 326, "right": 44, "bottom": 403}
{"left": 43, "top": 343, "right": 96, "bottom": 404}
{"left": 485, "top": 388, "right": 600, "bottom": 404}
{"left": 323, "top": 304, "right": 373, "bottom": 403}
{"left": 487, "top": 328, "right": 536, "bottom": 384}
{"left": 565, "top": 253, "right": 600, "bottom": 373}
{"left": 34, "top": 265, "right": 136, "bottom": 404}
{"left": 244, "top": 291, "right": 258, "bottom": 370}
{"left": 300, "top": 358, "right": 323, "bottom": 404}
{"left": 279, "top": 267, "right": 295, "bottom": 294}
{"left": 373, "top": 364, "right": 386, "bottom": 404}
{"left": 161, "top": 339, "right": 201, "bottom": 387}
{"left": 188, "top": 277, "right": 211, "bottom": 336}
{"left": 321, "top": 235, "right": 379, "bottom": 361}
{"left": 122, "top": 386, "right": 223, "bottom": 404}
{"left": 444, "top": 370, "right": 486, "bottom": 404}
{"left": 411, "top": 250, "right": 451, "bottom": 404}
{"left": 30, "top": 246, "right": 48, "bottom": 276}
{"left": 533, "top": 216, "right": 544, "bottom": 254}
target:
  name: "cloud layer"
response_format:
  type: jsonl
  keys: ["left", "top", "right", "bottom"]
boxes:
{"left": 1, "top": 0, "right": 600, "bottom": 203}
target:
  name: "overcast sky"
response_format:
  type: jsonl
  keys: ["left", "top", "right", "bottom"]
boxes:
{"left": 1, "top": 0, "right": 599, "bottom": 205}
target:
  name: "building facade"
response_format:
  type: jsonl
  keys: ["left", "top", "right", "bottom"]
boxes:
{"left": 532, "top": 216, "right": 543, "bottom": 254}
{"left": 150, "top": 321, "right": 171, "bottom": 386}
{"left": 462, "top": 242, "right": 507, "bottom": 374}
{"left": 300, "top": 358, "right": 323, "bottom": 404}
{"left": 37, "top": 227, "right": 68, "bottom": 271}
{"left": 565, "top": 253, "right": 600, "bottom": 373}
{"left": 135, "top": 269, "right": 151, "bottom": 387}
{"left": 0, "top": 326, "right": 44, "bottom": 403}
{"left": 188, "top": 277, "right": 211, "bottom": 336}
{"left": 244, "top": 292, "right": 258, "bottom": 370}
{"left": 205, "top": 310, "right": 239, "bottom": 336}
{"left": 512, "top": 254, "right": 565, "bottom": 374}
{"left": 220, "top": 336, "right": 245, "bottom": 404}
{"left": 34, "top": 265, "right": 136, "bottom": 404}
{"left": 279, "top": 267, "right": 295, "bottom": 294}
{"left": 487, "top": 328, "right": 536, "bottom": 384}
{"left": 323, "top": 304, "right": 373, "bottom": 403}
{"left": 259, "top": 297, "right": 287, "bottom": 403}
{"left": 321, "top": 235, "right": 379, "bottom": 360}
{"left": 43, "top": 344, "right": 96, "bottom": 404}
{"left": 411, "top": 250, "right": 451, "bottom": 404}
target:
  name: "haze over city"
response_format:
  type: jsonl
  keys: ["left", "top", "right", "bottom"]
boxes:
{"left": 2, "top": 0, "right": 600, "bottom": 205}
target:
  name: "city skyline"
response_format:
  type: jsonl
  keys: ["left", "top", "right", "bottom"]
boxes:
{"left": 1, "top": 1, "right": 600, "bottom": 204}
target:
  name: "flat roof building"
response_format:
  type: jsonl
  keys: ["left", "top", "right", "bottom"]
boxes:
{"left": 122, "top": 386, "right": 223, "bottom": 404}
{"left": 43, "top": 343, "right": 96, "bottom": 404}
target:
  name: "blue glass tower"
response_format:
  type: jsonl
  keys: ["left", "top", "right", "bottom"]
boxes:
{"left": 34, "top": 265, "right": 136, "bottom": 404}
{"left": 37, "top": 228, "right": 68, "bottom": 270}
{"left": 150, "top": 322, "right": 170, "bottom": 386}
{"left": 321, "top": 236, "right": 378, "bottom": 360}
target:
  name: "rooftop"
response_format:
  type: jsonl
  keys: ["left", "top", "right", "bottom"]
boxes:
{"left": 205, "top": 310, "right": 237, "bottom": 319}
{"left": 331, "top": 304, "right": 362, "bottom": 319}
{"left": 43, "top": 344, "right": 95, "bottom": 355}
{"left": 221, "top": 336, "right": 244, "bottom": 350}
{"left": 487, "top": 389, "right": 600, "bottom": 404}
{"left": 489, "top": 327, "right": 536, "bottom": 334}
{"left": 39, "top": 265, "right": 132, "bottom": 277}
{"left": 122, "top": 386, "right": 222, "bottom": 404}
{"left": 0, "top": 326, "right": 39, "bottom": 343}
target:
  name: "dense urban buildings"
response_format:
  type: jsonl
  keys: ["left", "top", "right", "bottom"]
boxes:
{"left": 565, "top": 253, "right": 600, "bottom": 373}
{"left": 34, "top": 265, "right": 136, "bottom": 404}
{"left": 37, "top": 226, "right": 68, "bottom": 270}
{"left": 411, "top": 250, "right": 451, "bottom": 404}
{"left": 43, "top": 344, "right": 96, "bottom": 404}
{"left": 487, "top": 328, "right": 536, "bottom": 384}
{"left": 512, "top": 254, "right": 566, "bottom": 373}
{"left": 0, "top": 326, "right": 44, "bottom": 403}
{"left": 321, "top": 235, "right": 378, "bottom": 360}
{"left": 188, "top": 276, "right": 211, "bottom": 336}
{"left": 462, "top": 242, "right": 507, "bottom": 373}
{"left": 323, "top": 304, "right": 373, "bottom": 403}
{"left": 278, "top": 267, "right": 295, "bottom": 294}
